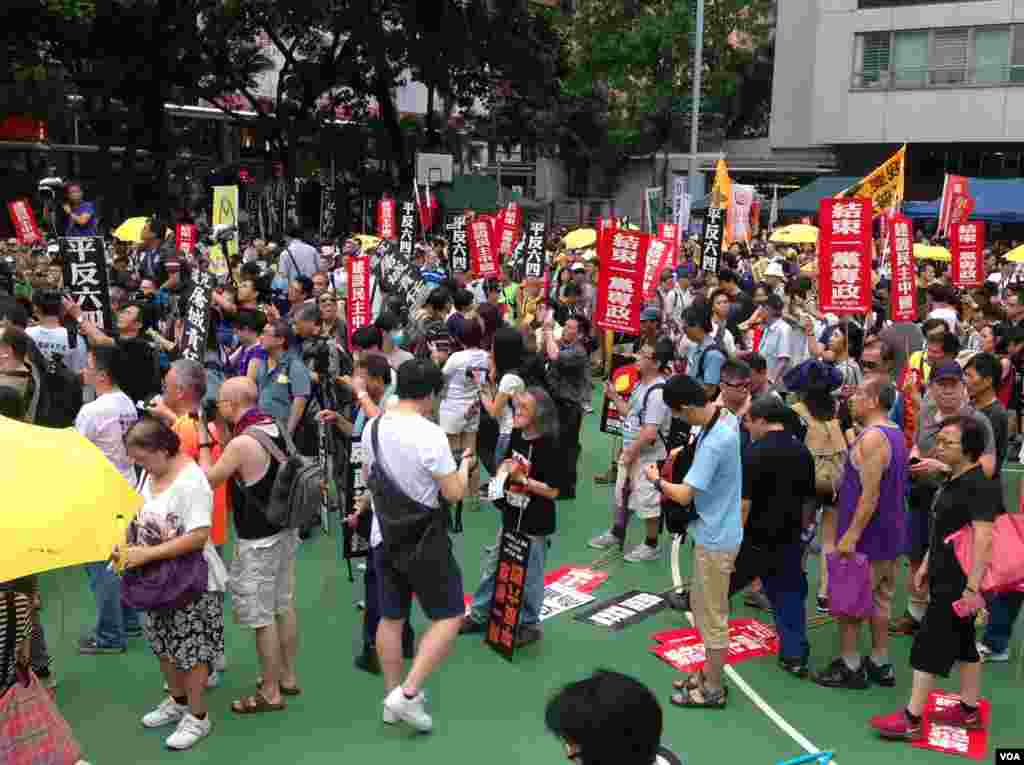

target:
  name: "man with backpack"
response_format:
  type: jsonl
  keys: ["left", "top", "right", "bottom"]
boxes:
{"left": 26, "top": 289, "right": 82, "bottom": 428}
{"left": 682, "top": 302, "right": 728, "bottom": 400}
{"left": 197, "top": 377, "right": 301, "bottom": 716}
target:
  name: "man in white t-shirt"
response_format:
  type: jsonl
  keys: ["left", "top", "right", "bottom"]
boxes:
{"left": 75, "top": 345, "right": 141, "bottom": 654}
{"left": 26, "top": 290, "right": 70, "bottom": 364}
{"left": 360, "top": 359, "right": 474, "bottom": 733}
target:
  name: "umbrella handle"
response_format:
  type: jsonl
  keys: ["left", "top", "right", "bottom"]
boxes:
{"left": 775, "top": 752, "right": 833, "bottom": 765}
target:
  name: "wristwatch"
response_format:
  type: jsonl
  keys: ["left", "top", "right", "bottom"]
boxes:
{"left": 652, "top": 478, "right": 664, "bottom": 493}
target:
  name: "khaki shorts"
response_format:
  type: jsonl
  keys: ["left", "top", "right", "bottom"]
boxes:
{"left": 869, "top": 559, "right": 897, "bottom": 621}
{"left": 229, "top": 529, "right": 299, "bottom": 629}
{"left": 615, "top": 456, "right": 661, "bottom": 520}
{"left": 692, "top": 545, "right": 737, "bottom": 651}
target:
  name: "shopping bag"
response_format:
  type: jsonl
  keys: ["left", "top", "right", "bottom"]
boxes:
{"left": 944, "top": 512, "right": 1024, "bottom": 594}
{"left": 0, "top": 668, "right": 84, "bottom": 765}
{"left": 826, "top": 552, "right": 874, "bottom": 619}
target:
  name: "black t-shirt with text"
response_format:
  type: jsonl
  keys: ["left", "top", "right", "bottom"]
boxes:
{"left": 497, "top": 430, "right": 560, "bottom": 536}
{"left": 741, "top": 430, "right": 815, "bottom": 548}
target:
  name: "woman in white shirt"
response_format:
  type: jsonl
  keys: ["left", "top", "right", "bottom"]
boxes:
{"left": 439, "top": 317, "right": 490, "bottom": 498}
{"left": 480, "top": 327, "right": 527, "bottom": 494}
{"left": 114, "top": 418, "right": 228, "bottom": 752}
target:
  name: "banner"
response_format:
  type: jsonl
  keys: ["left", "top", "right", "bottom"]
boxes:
{"left": 7, "top": 199, "right": 41, "bottom": 244}
{"left": 493, "top": 202, "right": 523, "bottom": 265}
{"left": 377, "top": 196, "right": 397, "bottom": 241}
{"left": 949, "top": 193, "right": 975, "bottom": 232}
{"left": 726, "top": 184, "right": 756, "bottom": 244}
{"left": 60, "top": 237, "right": 112, "bottom": 334}
{"left": 938, "top": 174, "right": 969, "bottom": 238}
{"left": 573, "top": 590, "right": 667, "bottom": 630}
{"left": 375, "top": 241, "right": 433, "bottom": 312}
{"left": 818, "top": 198, "right": 873, "bottom": 314}
{"left": 642, "top": 237, "right": 674, "bottom": 299}
{"left": 212, "top": 185, "right": 240, "bottom": 259}
{"left": 175, "top": 223, "right": 197, "bottom": 256}
{"left": 246, "top": 187, "right": 263, "bottom": 239}
{"left": 180, "top": 271, "right": 215, "bottom": 363}
{"left": 644, "top": 186, "right": 662, "bottom": 233}
{"left": 523, "top": 219, "right": 547, "bottom": 280}
{"left": 672, "top": 177, "right": 690, "bottom": 250}
{"left": 398, "top": 200, "right": 417, "bottom": 260}
{"left": 346, "top": 253, "right": 372, "bottom": 347}
{"left": 484, "top": 529, "right": 531, "bottom": 659}
{"left": 836, "top": 144, "right": 906, "bottom": 214}
{"left": 445, "top": 214, "right": 470, "bottom": 274}
{"left": 701, "top": 206, "right": 725, "bottom": 274}
{"left": 950, "top": 221, "right": 985, "bottom": 289}
{"left": 887, "top": 214, "right": 917, "bottom": 322}
{"left": 320, "top": 180, "right": 336, "bottom": 241}
{"left": 468, "top": 214, "right": 499, "bottom": 278}
{"left": 910, "top": 691, "right": 990, "bottom": 760}
{"left": 658, "top": 223, "right": 677, "bottom": 250}
{"left": 750, "top": 197, "right": 762, "bottom": 236}
{"left": 594, "top": 229, "right": 649, "bottom": 335}
{"left": 343, "top": 438, "right": 370, "bottom": 561}
{"left": 650, "top": 618, "right": 779, "bottom": 673}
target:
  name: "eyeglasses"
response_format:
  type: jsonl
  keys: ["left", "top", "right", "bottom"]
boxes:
{"left": 319, "top": 298, "right": 337, "bottom": 304}
{"left": 935, "top": 437, "right": 961, "bottom": 448}
{"left": 720, "top": 379, "right": 749, "bottom": 390}
{"left": 861, "top": 360, "right": 880, "bottom": 371}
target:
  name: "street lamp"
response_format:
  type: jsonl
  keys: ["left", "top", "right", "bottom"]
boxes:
{"left": 686, "top": 0, "right": 705, "bottom": 199}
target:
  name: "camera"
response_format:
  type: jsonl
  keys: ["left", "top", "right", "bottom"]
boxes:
{"left": 37, "top": 176, "right": 65, "bottom": 198}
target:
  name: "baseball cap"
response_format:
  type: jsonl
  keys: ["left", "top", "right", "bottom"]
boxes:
{"left": 640, "top": 306, "right": 660, "bottom": 322}
{"left": 931, "top": 361, "right": 964, "bottom": 383}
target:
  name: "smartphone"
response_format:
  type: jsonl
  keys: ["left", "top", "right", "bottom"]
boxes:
{"left": 909, "top": 456, "right": 921, "bottom": 466}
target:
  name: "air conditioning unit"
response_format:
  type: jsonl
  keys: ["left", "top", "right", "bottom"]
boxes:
{"left": 417, "top": 153, "right": 454, "bottom": 184}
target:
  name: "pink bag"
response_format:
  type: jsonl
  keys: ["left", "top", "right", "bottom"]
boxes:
{"left": 0, "top": 669, "right": 83, "bottom": 765}
{"left": 827, "top": 552, "right": 875, "bottom": 619}
{"left": 944, "top": 512, "right": 1024, "bottom": 594}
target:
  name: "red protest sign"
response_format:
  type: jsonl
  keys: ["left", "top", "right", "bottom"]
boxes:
{"left": 641, "top": 237, "right": 675, "bottom": 299}
{"left": 346, "top": 253, "right": 372, "bottom": 347}
{"left": 594, "top": 229, "right": 648, "bottom": 334}
{"left": 376, "top": 196, "right": 397, "bottom": 241}
{"left": 818, "top": 198, "right": 872, "bottom": 314}
{"left": 175, "top": 223, "right": 197, "bottom": 255}
{"left": 909, "top": 691, "right": 990, "bottom": 760}
{"left": 650, "top": 619, "right": 779, "bottom": 673}
{"left": 493, "top": 202, "right": 523, "bottom": 265}
{"left": 543, "top": 566, "right": 609, "bottom": 594}
{"left": 658, "top": 223, "right": 680, "bottom": 266}
{"left": 7, "top": 199, "right": 41, "bottom": 245}
{"left": 950, "top": 221, "right": 985, "bottom": 289}
{"left": 469, "top": 214, "right": 499, "bottom": 278}
{"left": 887, "top": 214, "right": 917, "bottom": 322}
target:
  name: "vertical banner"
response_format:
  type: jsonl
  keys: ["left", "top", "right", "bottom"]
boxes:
{"left": 818, "top": 198, "right": 872, "bottom": 315}
{"left": 377, "top": 196, "right": 397, "bottom": 241}
{"left": 343, "top": 438, "right": 371, "bottom": 562}
{"left": 949, "top": 194, "right": 976, "bottom": 232}
{"left": 938, "top": 174, "right": 969, "bottom": 238}
{"left": 398, "top": 200, "right": 417, "bottom": 261}
{"left": 7, "top": 199, "right": 41, "bottom": 245}
{"left": 950, "top": 221, "right": 985, "bottom": 289}
{"left": 524, "top": 219, "right": 547, "bottom": 280}
{"left": 320, "top": 181, "right": 336, "bottom": 242}
{"left": 672, "top": 177, "right": 690, "bottom": 250}
{"left": 644, "top": 187, "right": 662, "bottom": 233}
{"left": 888, "top": 214, "right": 917, "bottom": 322}
{"left": 594, "top": 229, "right": 649, "bottom": 335}
{"left": 60, "top": 237, "right": 112, "bottom": 332}
{"left": 493, "top": 202, "right": 523, "bottom": 266}
{"left": 175, "top": 224, "right": 197, "bottom": 256}
{"left": 180, "top": 271, "right": 214, "bottom": 363}
{"left": 346, "top": 253, "right": 372, "bottom": 348}
{"left": 484, "top": 529, "right": 532, "bottom": 660}
{"left": 469, "top": 214, "right": 499, "bottom": 278}
{"left": 701, "top": 207, "right": 725, "bottom": 275}
{"left": 212, "top": 185, "right": 240, "bottom": 258}
{"left": 596, "top": 217, "right": 613, "bottom": 259}
{"left": 246, "top": 187, "right": 262, "bottom": 239}
{"left": 641, "top": 237, "right": 674, "bottom": 299}
{"left": 750, "top": 197, "right": 762, "bottom": 236}
{"left": 445, "top": 214, "right": 470, "bottom": 274}
{"left": 727, "top": 184, "right": 756, "bottom": 243}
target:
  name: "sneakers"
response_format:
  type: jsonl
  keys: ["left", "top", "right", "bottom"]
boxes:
{"left": 889, "top": 614, "right": 920, "bottom": 635}
{"left": 165, "top": 713, "right": 212, "bottom": 750}
{"left": 624, "top": 543, "right": 660, "bottom": 562}
{"left": 778, "top": 655, "right": 809, "bottom": 679}
{"left": 593, "top": 469, "right": 617, "bottom": 485}
{"left": 78, "top": 637, "right": 125, "bottom": 655}
{"left": 928, "top": 701, "right": 986, "bottom": 730}
{"left": 743, "top": 591, "right": 772, "bottom": 610}
{"left": 816, "top": 596, "right": 829, "bottom": 614}
{"left": 871, "top": 709, "right": 922, "bottom": 741}
{"left": 142, "top": 697, "right": 188, "bottom": 729}
{"left": 864, "top": 657, "right": 896, "bottom": 687}
{"left": 163, "top": 670, "right": 220, "bottom": 692}
{"left": 588, "top": 531, "right": 620, "bottom": 550}
{"left": 977, "top": 641, "right": 1010, "bottom": 663}
{"left": 213, "top": 655, "right": 228, "bottom": 672}
{"left": 813, "top": 658, "right": 868, "bottom": 689}
{"left": 666, "top": 590, "right": 691, "bottom": 612}
{"left": 459, "top": 617, "right": 486, "bottom": 635}
{"left": 383, "top": 686, "right": 433, "bottom": 733}
{"left": 516, "top": 624, "right": 543, "bottom": 647}
{"left": 125, "top": 626, "right": 144, "bottom": 639}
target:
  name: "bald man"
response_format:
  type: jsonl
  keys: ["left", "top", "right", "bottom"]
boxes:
{"left": 197, "top": 376, "right": 301, "bottom": 715}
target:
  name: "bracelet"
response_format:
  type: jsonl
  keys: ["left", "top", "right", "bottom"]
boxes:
{"left": 966, "top": 585, "right": 977, "bottom": 594}
{"left": 198, "top": 442, "right": 213, "bottom": 449}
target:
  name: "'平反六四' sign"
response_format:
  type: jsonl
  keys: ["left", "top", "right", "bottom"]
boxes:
{"left": 524, "top": 220, "right": 547, "bottom": 280}
{"left": 700, "top": 206, "right": 724, "bottom": 274}
{"left": 60, "top": 237, "right": 112, "bottom": 332}
{"left": 445, "top": 214, "right": 470, "bottom": 274}
{"left": 818, "top": 198, "right": 872, "bottom": 315}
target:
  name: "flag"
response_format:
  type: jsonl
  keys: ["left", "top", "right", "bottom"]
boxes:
{"left": 727, "top": 184, "right": 756, "bottom": 244}
{"left": 836, "top": 144, "right": 906, "bottom": 214}
{"left": 937, "top": 174, "right": 969, "bottom": 238}
{"left": 711, "top": 158, "right": 732, "bottom": 250}
{"left": 768, "top": 185, "right": 779, "bottom": 230}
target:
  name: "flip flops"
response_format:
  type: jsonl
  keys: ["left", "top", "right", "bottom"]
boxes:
{"left": 669, "top": 683, "right": 728, "bottom": 709}
{"left": 231, "top": 693, "right": 286, "bottom": 714}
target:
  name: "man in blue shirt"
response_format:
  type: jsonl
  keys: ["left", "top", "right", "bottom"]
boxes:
{"left": 63, "top": 183, "right": 97, "bottom": 236}
{"left": 683, "top": 302, "right": 727, "bottom": 399}
{"left": 645, "top": 374, "right": 742, "bottom": 709}
{"left": 253, "top": 319, "right": 312, "bottom": 446}
{"left": 758, "top": 294, "right": 792, "bottom": 390}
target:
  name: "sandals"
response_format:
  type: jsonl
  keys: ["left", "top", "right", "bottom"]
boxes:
{"left": 672, "top": 671, "right": 704, "bottom": 693}
{"left": 670, "top": 682, "right": 728, "bottom": 709}
{"left": 231, "top": 693, "right": 286, "bottom": 714}
{"left": 255, "top": 677, "right": 302, "bottom": 696}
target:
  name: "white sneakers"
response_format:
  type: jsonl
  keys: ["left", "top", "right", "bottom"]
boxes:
{"left": 624, "top": 543, "right": 660, "bottom": 562}
{"left": 976, "top": 641, "right": 1010, "bottom": 663}
{"left": 383, "top": 686, "right": 433, "bottom": 733}
{"left": 588, "top": 531, "right": 619, "bottom": 550}
{"left": 142, "top": 698, "right": 211, "bottom": 750}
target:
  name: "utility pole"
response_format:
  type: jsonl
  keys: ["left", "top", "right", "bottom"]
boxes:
{"left": 686, "top": 0, "right": 705, "bottom": 198}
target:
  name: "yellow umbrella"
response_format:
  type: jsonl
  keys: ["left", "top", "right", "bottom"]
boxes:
{"left": 769, "top": 224, "right": 819, "bottom": 244}
{"left": 563, "top": 228, "right": 597, "bottom": 250}
{"left": 913, "top": 244, "right": 951, "bottom": 262}
{"left": 1005, "top": 244, "right": 1024, "bottom": 263}
{"left": 112, "top": 216, "right": 149, "bottom": 244}
{"left": 353, "top": 234, "right": 382, "bottom": 251}
{"left": 0, "top": 416, "right": 143, "bottom": 582}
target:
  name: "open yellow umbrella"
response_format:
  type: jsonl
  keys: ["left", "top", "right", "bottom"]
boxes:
{"left": 913, "top": 244, "right": 951, "bottom": 262}
{"left": 769, "top": 224, "right": 819, "bottom": 244}
{"left": 563, "top": 228, "right": 597, "bottom": 250}
{"left": 353, "top": 234, "right": 382, "bottom": 251}
{"left": 1005, "top": 244, "right": 1024, "bottom": 263}
{"left": 112, "top": 217, "right": 149, "bottom": 244}
{"left": 1, "top": 416, "right": 143, "bottom": 582}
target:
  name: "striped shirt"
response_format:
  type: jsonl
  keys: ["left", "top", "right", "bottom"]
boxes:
{"left": 0, "top": 591, "right": 32, "bottom": 695}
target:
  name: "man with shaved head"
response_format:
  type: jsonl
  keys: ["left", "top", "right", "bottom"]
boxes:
{"left": 196, "top": 376, "right": 302, "bottom": 716}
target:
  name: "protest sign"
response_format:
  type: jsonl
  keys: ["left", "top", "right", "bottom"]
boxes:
{"left": 493, "top": 202, "right": 523, "bottom": 265}
{"left": 398, "top": 200, "right": 417, "bottom": 261}
{"left": 543, "top": 566, "right": 609, "bottom": 594}
{"left": 7, "top": 199, "right": 41, "bottom": 244}
{"left": 950, "top": 221, "right": 985, "bottom": 289}
{"left": 818, "top": 198, "right": 872, "bottom": 314}
{"left": 346, "top": 253, "right": 372, "bottom": 347}
{"left": 599, "top": 354, "right": 638, "bottom": 436}
{"left": 701, "top": 206, "right": 724, "bottom": 274}
{"left": 574, "top": 590, "right": 667, "bottom": 630}
{"left": 642, "top": 237, "right": 675, "bottom": 299}
{"left": 540, "top": 583, "right": 594, "bottom": 622}
{"left": 212, "top": 185, "right": 240, "bottom": 259}
{"left": 320, "top": 181, "right": 336, "bottom": 241}
{"left": 650, "top": 618, "right": 779, "bottom": 673}
{"left": 469, "top": 214, "right": 499, "bottom": 278}
{"left": 60, "top": 237, "right": 112, "bottom": 334}
{"left": 485, "top": 529, "right": 532, "bottom": 659}
{"left": 909, "top": 691, "right": 990, "bottom": 760}
{"left": 887, "top": 214, "right": 917, "bottom": 322}
{"left": 523, "top": 219, "right": 547, "bottom": 281}
{"left": 180, "top": 270, "right": 215, "bottom": 363}
{"left": 377, "top": 196, "right": 397, "bottom": 241}
{"left": 594, "top": 229, "right": 648, "bottom": 334}
{"left": 175, "top": 223, "right": 197, "bottom": 256}
{"left": 445, "top": 213, "right": 470, "bottom": 274}
{"left": 342, "top": 438, "right": 371, "bottom": 562}
{"left": 375, "top": 240, "right": 432, "bottom": 312}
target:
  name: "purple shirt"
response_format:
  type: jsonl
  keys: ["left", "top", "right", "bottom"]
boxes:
{"left": 836, "top": 425, "right": 908, "bottom": 561}
{"left": 235, "top": 343, "right": 268, "bottom": 377}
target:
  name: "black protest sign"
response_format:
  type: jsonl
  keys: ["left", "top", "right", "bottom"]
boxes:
{"left": 485, "top": 529, "right": 532, "bottom": 659}
{"left": 246, "top": 187, "right": 262, "bottom": 239}
{"left": 523, "top": 219, "right": 547, "bottom": 280}
{"left": 445, "top": 214, "right": 470, "bottom": 274}
{"left": 375, "top": 239, "right": 432, "bottom": 312}
{"left": 342, "top": 436, "right": 370, "bottom": 560}
{"left": 599, "top": 353, "right": 633, "bottom": 437}
{"left": 398, "top": 199, "right": 418, "bottom": 261}
{"left": 701, "top": 206, "right": 725, "bottom": 275}
{"left": 60, "top": 237, "right": 112, "bottom": 333}
{"left": 573, "top": 590, "right": 667, "bottom": 630}
{"left": 320, "top": 181, "right": 336, "bottom": 241}
{"left": 180, "top": 270, "right": 215, "bottom": 363}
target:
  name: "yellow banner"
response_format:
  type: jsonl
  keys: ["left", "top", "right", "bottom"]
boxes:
{"left": 836, "top": 144, "right": 906, "bottom": 214}
{"left": 212, "top": 185, "right": 239, "bottom": 273}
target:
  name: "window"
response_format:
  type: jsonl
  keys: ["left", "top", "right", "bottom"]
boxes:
{"left": 931, "top": 28, "right": 968, "bottom": 85}
{"left": 974, "top": 27, "right": 1009, "bottom": 84}
{"left": 893, "top": 31, "right": 929, "bottom": 88}
{"left": 859, "top": 32, "right": 891, "bottom": 86}
{"left": 1013, "top": 25, "right": 1024, "bottom": 83}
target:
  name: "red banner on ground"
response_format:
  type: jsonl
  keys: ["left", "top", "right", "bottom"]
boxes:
{"left": 543, "top": 566, "right": 609, "bottom": 594}
{"left": 346, "top": 254, "right": 371, "bottom": 347}
{"left": 7, "top": 199, "right": 41, "bottom": 244}
{"left": 493, "top": 202, "right": 523, "bottom": 265}
{"left": 650, "top": 618, "right": 779, "bottom": 673}
{"left": 594, "top": 229, "right": 648, "bottom": 335}
{"left": 469, "top": 214, "right": 499, "bottom": 278}
{"left": 887, "top": 214, "right": 917, "bottom": 322}
{"left": 818, "top": 198, "right": 872, "bottom": 314}
{"left": 376, "top": 196, "right": 397, "bottom": 241}
{"left": 950, "top": 221, "right": 985, "bottom": 289}
{"left": 175, "top": 223, "right": 197, "bottom": 255}
{"left": 910, "top": 691, "right": 990, "bottom": 760}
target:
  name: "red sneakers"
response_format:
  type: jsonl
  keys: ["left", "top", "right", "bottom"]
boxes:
{"left": 870, "top": 709, "right": 922, "bottom": 741}
{"left": 928, "top": 702, "right": 986, "bottom": 730}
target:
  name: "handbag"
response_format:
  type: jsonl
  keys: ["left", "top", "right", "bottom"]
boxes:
{"left": 826, "top": 552, "right": 874, "bottom": 619}
{"left": 0, "top": 597, "right": 83, "bottom": 765}
{"left": 944, "top": 511, "right": 1024, "bottom": 594}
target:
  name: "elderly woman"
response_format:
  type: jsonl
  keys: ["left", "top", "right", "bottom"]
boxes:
{"left": 460, "top": 387, "right": 561, "bottom": 647}
{"left": 116, "top": 418, "right": 228, "bottom": 751}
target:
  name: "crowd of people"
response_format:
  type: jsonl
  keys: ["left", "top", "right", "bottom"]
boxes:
{"left": 1, "top": 180, "right": 1022, "bottom": 761}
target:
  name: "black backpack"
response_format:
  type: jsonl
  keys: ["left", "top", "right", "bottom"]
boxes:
{"left": 660, "top": 407, "right": 722, "bottom": 536}
{"left": 36, "top": 354, "right": 83, "bottom": 428}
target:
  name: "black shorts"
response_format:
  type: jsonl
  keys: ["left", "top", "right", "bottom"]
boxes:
{"left": 372, "top": 544, "right": 464, "bottom": 621}
{"left": 909, "top": 594, "right": 980, "bottom": 677}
